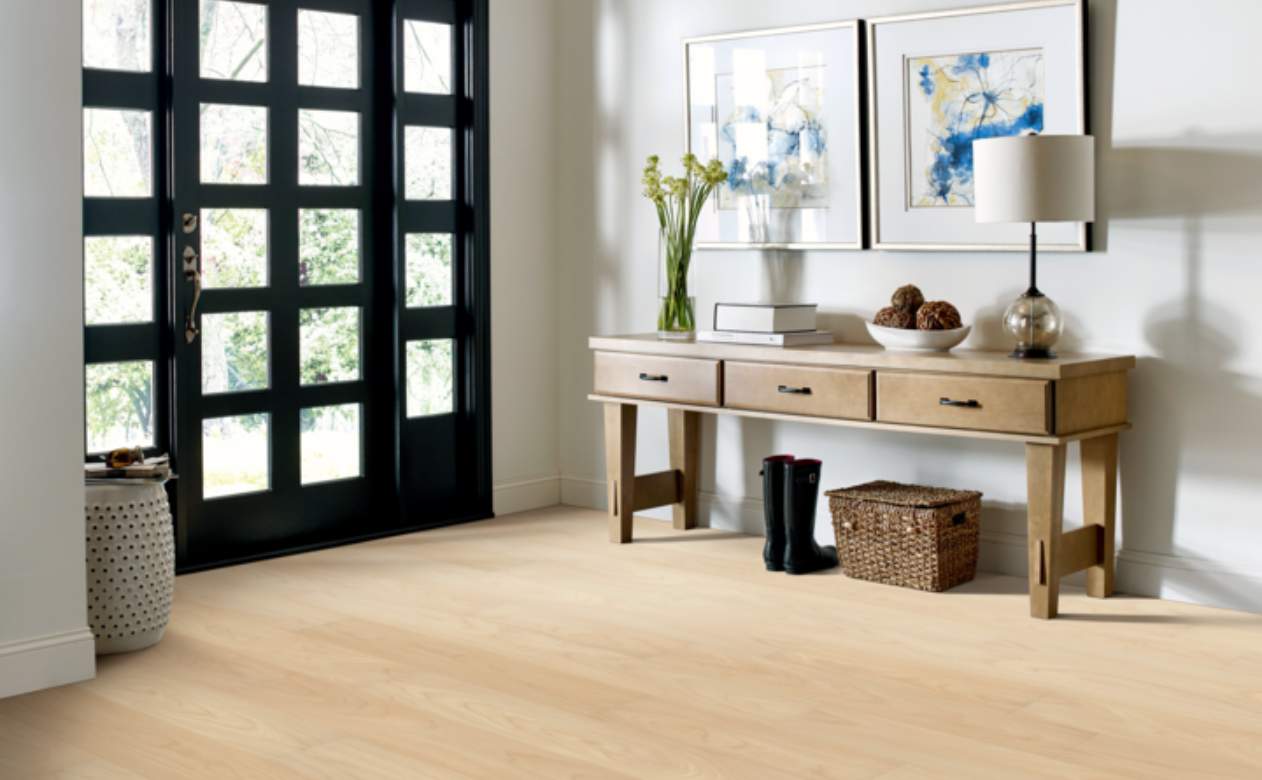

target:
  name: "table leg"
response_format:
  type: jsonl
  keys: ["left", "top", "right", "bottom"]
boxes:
{"left": 1026, "top": 442, "right": 1067, "bottom": 619}
{"left": 603, "top": 402, "right": 637, "bottom": 543}
{"left": 668, "top": 409, "right": 700, "bottom": 531}
{"left": 1081, "top": 433, "right": 1119, "bottom": 598}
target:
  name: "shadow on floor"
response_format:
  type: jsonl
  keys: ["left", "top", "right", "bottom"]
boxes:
{"left": 628, "top": 531, "right": 750, "bottom": 545}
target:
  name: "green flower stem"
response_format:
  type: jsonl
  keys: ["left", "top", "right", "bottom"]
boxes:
{"left": 641, "top": 154, "right": 727, "bottom": 334}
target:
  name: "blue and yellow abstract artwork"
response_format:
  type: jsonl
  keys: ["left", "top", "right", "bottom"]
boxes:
{"left": 716, "top": 66, "right": 829, "bottom": 210}
{"left": 906, "top": 49, "right": 1044, "bottom": 207}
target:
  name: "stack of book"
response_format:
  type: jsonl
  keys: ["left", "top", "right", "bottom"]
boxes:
{"left": 697, "top": 303, "right": 833, "bottom": 346}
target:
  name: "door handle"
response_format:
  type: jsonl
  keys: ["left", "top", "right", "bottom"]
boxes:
{"left": 778, "top": 385, "right": 812, "bottom": 395}
{"left": 183, "top": 245, "right": 202, "bottom": 345}
{"left": 939, "top": 397, "right": 980, "bottom": 408}
{"left": 638, "top": 373, "right": 668, "bottom": 382}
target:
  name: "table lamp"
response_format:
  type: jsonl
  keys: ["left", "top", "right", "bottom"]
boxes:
{"left": 973, "top": 134, "right": 1094, "bottom": 359}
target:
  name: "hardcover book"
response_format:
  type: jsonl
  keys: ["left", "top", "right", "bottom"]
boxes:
{"left": 712, "top": 303, "right": 817, "bottom": 333}
{"left": 696, "top": 330, "right": 834, "bottom": 347}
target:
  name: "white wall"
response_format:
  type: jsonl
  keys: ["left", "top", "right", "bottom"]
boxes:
{"left": 490, "top": 0, "right": 562, "bottom": 513}
{"left": 0, "top": 2, "right": 96, "bottom": 697}
{"left": 556, "top": 0, "right": 1262, "bottom": 612}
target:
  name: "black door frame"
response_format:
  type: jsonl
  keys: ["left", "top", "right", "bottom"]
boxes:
{"left": 391, "top": 0, "right": 492, "bottom": 525}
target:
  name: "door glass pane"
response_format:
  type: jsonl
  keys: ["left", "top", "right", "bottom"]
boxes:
{"left": 83, "top": 0, "right": 151, "bottom": 72}
{"left": 83, "top": 108, "right": 152, "bottom": 197}
{"left": 201, "top": 209, "right": 268, "bottom": 288}
{"left": 406, "top": 339, "right": 453, "bottom": 417}
{"left": 300, "top": 404, "right": 362, "bottom": 484}
{"left": 404, "top": 126, "right": 451, "bottom": 200}
{"left": 202, "top": 311, "right": 270, "bottom": 394}
{"left": 86, "top": 361, "right": 155, "bottom": 453}
{"left": 203, "top": 414, "right": 270, "bottom": 498}
{"left": 299, "top": 209, "right": 359, "bottom": 286}
{"left": 403, "top": 20, "right": 451, "bottom": 94}
{"left": 405, "top": 233, "right": 452, "bottom": 307}
{"left": 201, "top": 103, "right": 268, "bottom": 184}
{"left": 298, "top": 10, "right": 359, "bottom": 89}
{"left": 300, "top": 307, "right": 361, "bottom": 385}
{"left": 299, "top": 109, "right": 360, "bottom": 186}
{"left": 199, "top": 0, "right": 268, "bottom": 82}
{"left": 84, "top": 236, "right": 153, "bottom": 324}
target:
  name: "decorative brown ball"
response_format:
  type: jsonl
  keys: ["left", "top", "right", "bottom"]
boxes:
{"left": 874, "top": 306, "right": 916, "bottom": 329}
{"left": 891, "top": 284, "right": 925, "bottom": 312}
{"left": 916, "top": 301, "right": 963, "bottom": 331}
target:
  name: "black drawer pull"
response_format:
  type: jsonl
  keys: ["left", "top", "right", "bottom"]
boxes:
{"left": 939, "top": 397, "right": 980, "bottom": 408}
{"left": 639, "top": 372, "right": 668, "bottom": 382}
{"left": 778, "top": 385, "right": 812, "bottom": 395}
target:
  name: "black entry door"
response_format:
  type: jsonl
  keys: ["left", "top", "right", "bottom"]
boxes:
{"left": 82, "top": 0, "right": 490, "bottom": 571}
{"left": 166, "top": 0, "right": 490, "bottom": 569}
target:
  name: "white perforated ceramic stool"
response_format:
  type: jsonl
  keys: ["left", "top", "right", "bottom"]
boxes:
{"left": 85, "top": 482, "right": 175, "bottom": 654}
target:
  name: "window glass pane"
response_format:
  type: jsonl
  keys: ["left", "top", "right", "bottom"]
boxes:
{"left": 300, "top": 307, "right": 360, "bottom": 385}
{"left": 405, "top": 233, "right": 452, "bottom": 307}
{"left": 299, "top": 209, "right": 359, "bottom": 286}
{"left": 404, "top": 126, "right": 451, "bottom": 200}
{"left": 201, "top": 209, "right": 268, "bottom": 289}
{"left": 298, "top": 10, "right": 359, "bottom": 89}
{"left": 84, "top": 236, "right": 153, "bottom": 325}
{"left": 406, "top": 339, "right": 453, "bottom": 417}
{"left": 84, "top": 108, "right": 152, "bottom": 197}
{"left": 299, "top": 109, "right": 360, "bottom": 186}
{"left": 83, "top": 0, "right": 151, "bottom": 72}
{"left": 403, "top": 20, "right": 451, "bottom": 94}
{"left": 199, "top": 0, "right": 268, "bottom": 82}
{"left": 86, "top": 361, "right": 155, "bottom": 453}
{"left": 203, "top": 414, "right": 270, "bottom": 498}
{"left": 202, "top": 311, "right": 270, "bottom": 394}
{"left": 301, "top": 404, "right": 362, "bottom": 484}
{"left": 201, "top": 103, "right": 268, "bottom": 184}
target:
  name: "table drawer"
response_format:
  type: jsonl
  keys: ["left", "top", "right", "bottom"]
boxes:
{"left": 724, "top": 362, "right": 872, "bottom": 420}
{"left": 593, "top": 352, "right": 721, "bottom": 406}
{"left": 876, "top": 372, "right": 1051, "bottom": 435}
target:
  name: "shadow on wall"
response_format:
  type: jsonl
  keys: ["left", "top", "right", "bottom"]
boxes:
{"left": 1084, "top": 0, "right": 1262, "bottom": 609}
{"left": 1103, "top": 138, "right": 1262, "bottom": 609}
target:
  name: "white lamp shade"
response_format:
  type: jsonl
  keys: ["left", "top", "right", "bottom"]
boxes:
{"left": 973, "top": 135, "right": 1095, "bottom": 223}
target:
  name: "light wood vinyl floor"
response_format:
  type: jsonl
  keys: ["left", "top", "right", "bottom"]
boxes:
{"left": 3, "top": 506, "right": 1262, "bottom": 779}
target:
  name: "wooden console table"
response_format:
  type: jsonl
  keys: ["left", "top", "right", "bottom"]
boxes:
{"left": 588, "top": 334, "right": 1135, "bottom": 620}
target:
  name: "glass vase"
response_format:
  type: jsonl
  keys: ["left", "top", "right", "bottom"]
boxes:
{"left": 657, "top": 294, "right": 696, "bottom": 341}
{"left": 656, "top": 229, "right": 696, "bottom": 341}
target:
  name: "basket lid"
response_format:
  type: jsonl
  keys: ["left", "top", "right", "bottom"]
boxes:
{"left": 825, "top": 480, "right": 981, "bottom": 508}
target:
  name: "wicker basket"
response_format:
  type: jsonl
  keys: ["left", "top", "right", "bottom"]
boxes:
{"left": 826, "top": 481, "right": 981, "bottom": 592}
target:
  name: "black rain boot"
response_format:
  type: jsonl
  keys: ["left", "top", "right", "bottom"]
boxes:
{"left": 760, "top": 455, "right": 795, "bottom": 571}
{"left": 782, "top": 459, "right": 839, "bottom": 575}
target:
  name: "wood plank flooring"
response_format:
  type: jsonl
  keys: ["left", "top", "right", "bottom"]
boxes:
{"left": 3, "top": 506, "right": 1261, "bottom": 779}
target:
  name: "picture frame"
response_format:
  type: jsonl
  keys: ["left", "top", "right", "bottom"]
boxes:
{"left": 867, "top": 0, "right": 1088, "bottom": 251}
{"left": 683, "top": 20, "right": 865, "bottom": 251}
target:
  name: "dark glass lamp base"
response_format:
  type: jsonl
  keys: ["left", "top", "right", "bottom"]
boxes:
{"left": 1010, "top": 347, "right": 1057, "bottom": 360}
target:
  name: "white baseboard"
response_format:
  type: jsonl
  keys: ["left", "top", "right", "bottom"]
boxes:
{"left": 493, "top": 476, "right": 561, "bottom": 516}
{"left": 560, "top": 474, "right": 605, "bottom": 510}
{"left": 0, "top": 627, "right": 95, "bottom": 699}
{"left": 1114, "top": 549, "right": 1262, "bottom": 615}
{"left": 560, "top": 475, "right": 1262, "bottom": 615}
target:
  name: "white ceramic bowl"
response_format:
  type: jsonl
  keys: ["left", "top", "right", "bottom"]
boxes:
{"left": 865, "top": 321, "right": 971, "bottom": 352}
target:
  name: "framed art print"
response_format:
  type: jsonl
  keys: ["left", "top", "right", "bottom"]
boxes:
{"left": 867, "top": 0, "right": 1088, "bottom": 251}
{"left": 684, "top": 21, "right": 864, "bottom": 250}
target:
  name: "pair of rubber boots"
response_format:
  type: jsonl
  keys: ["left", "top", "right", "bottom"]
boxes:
{"left": 761, "top": 456, "right": 839, "bottom": 575}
